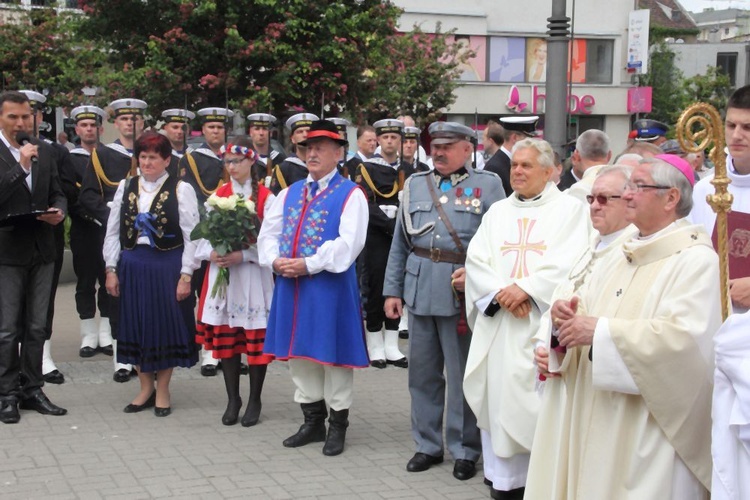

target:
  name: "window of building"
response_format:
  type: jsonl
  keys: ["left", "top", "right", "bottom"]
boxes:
{"left": 717, "top": 52, "right": 738, "bottom": 86}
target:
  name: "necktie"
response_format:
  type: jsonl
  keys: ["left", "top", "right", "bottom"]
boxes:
{"left": 308, "top": 181, "right": 319, "bottom": 201}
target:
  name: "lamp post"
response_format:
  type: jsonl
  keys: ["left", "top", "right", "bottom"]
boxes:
{"left": 545, "top": 0, "right": 571, "bottom": 157}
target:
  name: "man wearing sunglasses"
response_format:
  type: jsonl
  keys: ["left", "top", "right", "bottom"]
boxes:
{"left": 529, "top": 155, "right": 719, "bottom": 499}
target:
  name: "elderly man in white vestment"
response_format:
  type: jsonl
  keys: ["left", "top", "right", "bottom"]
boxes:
{"left": 463, "top": 139, "right": 590, "bottom": 500}
{"left": 526, "top": 156, "right": 721, "bottom": 500}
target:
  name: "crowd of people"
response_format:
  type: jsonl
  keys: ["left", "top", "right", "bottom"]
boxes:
{"left": 1, "top": 83, "right": 749, "bottom": 499}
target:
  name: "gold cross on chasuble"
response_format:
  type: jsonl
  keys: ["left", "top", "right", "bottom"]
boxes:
{"left": 500, "top": 218, "right": 548, "bottom": 279}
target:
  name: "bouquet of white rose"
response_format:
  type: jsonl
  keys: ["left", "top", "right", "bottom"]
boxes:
{"left": 190, "top": 193, "right": 259, "bottom": 299}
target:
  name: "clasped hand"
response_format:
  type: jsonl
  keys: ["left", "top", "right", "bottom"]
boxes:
{"left": 550, "top": 297, "right": 597, "bottom": 348}
{"left": 273, "top": 257, "right": 308, "bottom": 278}
{"left": 495, "top": 284, "right": 531, "bottom": 318}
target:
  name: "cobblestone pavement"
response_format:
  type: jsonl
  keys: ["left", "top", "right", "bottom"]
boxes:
{"left": 0, "top": 284, "right": 487, "bottom": 499}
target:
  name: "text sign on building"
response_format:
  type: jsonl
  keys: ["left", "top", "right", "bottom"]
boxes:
{"left": 627, "top": 87, "right": 652, "bottom": 113}
{"left": 628, "top": 9, "right": 650, "bottom": 74}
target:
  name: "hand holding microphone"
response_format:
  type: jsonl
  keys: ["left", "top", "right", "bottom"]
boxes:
{"left": 15, "top": 132, "right": 38, "bottom": 170}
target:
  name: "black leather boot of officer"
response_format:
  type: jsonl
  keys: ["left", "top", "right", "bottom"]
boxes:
{"left": 322, "top": 408, "right": 349, "bottom": 456}
{"left": 282, "top": 400, "right": 327, "bottom": 447}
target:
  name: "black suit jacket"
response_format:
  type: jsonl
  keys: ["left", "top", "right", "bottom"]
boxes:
{"left": 557, "top": 168, "right": 578, "bottom": 191}
{"left": 483, "top": 150, "right": 512, "bottom": 196}
{"left": 0, "top": 137, "right": 67, "bottom": 266}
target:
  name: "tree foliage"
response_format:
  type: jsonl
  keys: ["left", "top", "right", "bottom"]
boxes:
{"left": 638, "top": 42, "right": 733, "bottom": 131}
{"left": 0, "top": 0, "right": 467, "bottom": 126}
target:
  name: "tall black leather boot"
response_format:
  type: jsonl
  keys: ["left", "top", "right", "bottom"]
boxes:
{"left": 282, "top": 400, "right": 327, "bottom": 447}
{"left": 221, "top": 355, "right": 242, "bottom": 426}
{"left": 322, "top": 408, "right": 349, "bottom": 456}
{"left": 241, "top": 364, "right": 267, "bottom": 427}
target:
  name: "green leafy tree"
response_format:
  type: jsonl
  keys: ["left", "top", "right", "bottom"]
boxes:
{"left": 680, "top": 66, "right": 732, "bottom": 115}
{"left": 638, "top": 42, "right": 688, "bottom": 127}
{"left": 76, "top": 0, "right": 468, "bottom": 125}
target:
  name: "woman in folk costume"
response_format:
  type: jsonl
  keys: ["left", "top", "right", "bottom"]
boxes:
{"left": 104, "top": 132, "right": 200, "bottom": 417}
{"left": 195, "top": 136, "right": 276, "bottom": 427}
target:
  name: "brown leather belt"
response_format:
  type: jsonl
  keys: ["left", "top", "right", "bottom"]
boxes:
{"left": 413, "top": 246, "right": 466, "bottom": 265}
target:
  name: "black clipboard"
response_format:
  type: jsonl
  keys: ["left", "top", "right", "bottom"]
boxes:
{"left": 0, "top": 210, "right": 58, "bottom": 228}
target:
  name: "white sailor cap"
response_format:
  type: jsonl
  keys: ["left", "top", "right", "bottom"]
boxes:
{"left": 18, "top": 90, "right": 46, "bottom": 108}
{"left": 428, "top": 122, "right": 476, "bottom": 145}
{"left": 161, "top": 108, "right": 195, "bottom": 124}
{"left": 70, "top": 105, "right": 108, "bottom": 124}
{"left": 373, "top": 118, "right": 404, "bottom": 136}
{"left": 499, "top": 115, "right": 539, "bottom": 137}
{"left": 246, "top": 113, "right": 277, "bottom": 127}
{"left": 328, "top": 117, "right": 351, "bottom": 134}
{"left": 109, "top": 98, "right": 148, "bottom": 117}
{"left": 285, "top": 112, "right": 319, "bottom": 132}
{"left": 403, "top": 126, "right": 421, "bottom": 139}
{"left": 197, "top": 107, "right": 234, "bottom": 123}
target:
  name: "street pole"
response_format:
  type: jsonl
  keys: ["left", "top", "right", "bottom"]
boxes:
{"left": 546, "top": 0, "right": 571, "bottom": 157}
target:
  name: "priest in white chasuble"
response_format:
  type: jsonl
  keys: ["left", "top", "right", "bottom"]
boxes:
{"left": 463, "top": 139, "right": 590, "bottom": 500}
{"left": 527, "top": 155, "right": 721, "bottom": 500}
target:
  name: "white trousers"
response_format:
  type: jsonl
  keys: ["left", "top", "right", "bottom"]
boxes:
{"left": 288, "top": 359, "right": 353, "bottom": 411}
{"left": 481, "top": 430, "right": 530, "bottom": 491}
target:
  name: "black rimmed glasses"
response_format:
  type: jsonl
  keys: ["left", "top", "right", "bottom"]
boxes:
{"left": 586, "top": 194, "right": 622, "bottom": 205}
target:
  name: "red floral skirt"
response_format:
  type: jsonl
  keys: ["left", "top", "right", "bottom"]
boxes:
{"left": 196, "top": 322, "right": 273, "bottom": 364}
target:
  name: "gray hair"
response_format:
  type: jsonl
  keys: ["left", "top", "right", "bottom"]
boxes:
{"left": 575, "top": 129, "right": 610, "bottom": 161}
{"left": 640, "top": 158, "right": 693, "bottom": 217}
{"left": 511, "top": 138, "right": 555, "bottom": 170}
{"left": 596, "top": 164, "right": 633, "bottom": 183}
{"left": 612, "top": 153, "right": 642, "bottom": 167}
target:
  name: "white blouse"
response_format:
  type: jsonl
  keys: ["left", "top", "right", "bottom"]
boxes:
{"left": 258, "top": 169, "right": 368, "bottom": 274}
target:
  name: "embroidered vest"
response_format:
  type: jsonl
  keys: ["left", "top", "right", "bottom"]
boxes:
{"left": 120, "top": 175, "right": 184, "bottom": 251}
{"left": 279, "top": 173, "right": 357, "bottom": 258}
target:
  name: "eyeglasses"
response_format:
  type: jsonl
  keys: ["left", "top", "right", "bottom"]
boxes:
{"left": 223, "top": 158, "right": 247, "bottom": 166}
{"left": 585, "top": 194, "right": 622, "bottom": 205}
{"left": 624, "top": 183, "right": 671, "bottom": 193}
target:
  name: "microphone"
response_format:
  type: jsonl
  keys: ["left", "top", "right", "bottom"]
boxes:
{"left": 15, "top": 132, "right": 38, "bottom": 166}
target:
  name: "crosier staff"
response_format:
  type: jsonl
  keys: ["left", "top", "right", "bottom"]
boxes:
{"left": 677, "top": 102, "right": 732, "bottom": 320}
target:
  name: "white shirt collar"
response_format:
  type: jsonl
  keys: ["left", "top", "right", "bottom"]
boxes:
{"left": 305, "top": 168, "right": 338, "bottom": 192}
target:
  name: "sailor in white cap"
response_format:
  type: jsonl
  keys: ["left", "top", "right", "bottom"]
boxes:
{"left": 61, "top": 105, "right": 114, "bottom": 360}
{"left": 355, "top": 118, "right": 417, "bottom": 369}
{"left": 179, "top": 106, "right": 234, "bottom": 377}
{"left": 161, "top": 108, "right": 195, "bottom": 161}
{"left": 268, "top": 112, "right": 319, "bottom": 195}
{"left": 247, "top": 113, "right": 287, "bottom": 185}
{"left": 79, "top": 97, "right": 147, "bottom": 383}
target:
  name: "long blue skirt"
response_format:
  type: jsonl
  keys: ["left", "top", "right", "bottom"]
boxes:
{"left": 117, "top": 246, "right": 198, "bottom": 372}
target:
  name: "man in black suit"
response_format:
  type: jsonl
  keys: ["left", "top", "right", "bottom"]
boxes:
{"left": 481, "top": 120, "right": 508, "bottom": 193}
{"left": 0, "top": 91, "right": 67, "bottom": 424}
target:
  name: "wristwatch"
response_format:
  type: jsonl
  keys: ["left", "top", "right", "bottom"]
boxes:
{"left": 106, "top": 266, "right": 117, "bottom": 274}
{"left": 180, "top": 273, "right": 192, "bottom": 283}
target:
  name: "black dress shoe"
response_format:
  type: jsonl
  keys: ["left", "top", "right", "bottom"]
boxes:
{"left": 200, "top": 365, "right": 218, "bottom": 377}
{"left": 406, "top": 452, "right": 443, "bottom": 472}
{"left": 386, "top": 357, "right": 409, "bottom": 368}
{"left": 370, "top": 359, "right": 387, "bottom": 369}
{"left": 154, "top": 406, "right": 171, "bottom": 417}
{"left": 484, "top": 477, "right": 492, "bottom": 486}
{"left": 20, "top": 391, "right": 67, "bottom": 416}
{"left": 43, "top": 370, "right": 65, "bottom": 385}
{"left": 79, "top": 346, "right": 98, "bottom": 358}
{"left": 123, "top": 392, "right": 156, "bottom": 413}
{"left": 240, "top": 363, "right": 249, "bottom": 375}
{"left": 113, "top": 368, "right": 132, "bottom": 383}
{"left": 399, "top": 329, "right": 409, "bottom": 339}
{"left": 0, "top": 398, "right": 20, "bottom": 424}
{"left": 99, "top": 344, "right": 114, "bottom": 356}
{"left": 222, "top": 398, "right": 242, "bottom": 426}
{"left": 453, "top": 459, "right": 476, "bottom": 480}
